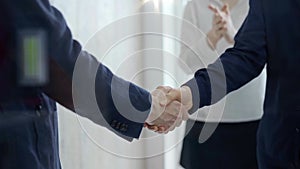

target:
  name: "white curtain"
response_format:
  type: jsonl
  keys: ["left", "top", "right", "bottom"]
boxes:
{"left": 50, "top": 0, "right": 188, "bottom": 168}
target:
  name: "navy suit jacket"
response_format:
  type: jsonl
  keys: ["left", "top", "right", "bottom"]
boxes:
{"left": 185, "top": 0, "right": 300, "bottom": 168}
{"left": 0, "top": 0, "right": 151, "bottom": 169}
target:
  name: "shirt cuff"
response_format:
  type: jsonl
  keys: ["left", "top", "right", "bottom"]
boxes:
{"left": 182, "top": 78, "right": 200, "bottom": 114}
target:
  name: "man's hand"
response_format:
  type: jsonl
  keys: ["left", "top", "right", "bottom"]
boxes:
{"left": 145, "top": 86, "right": 193, "bottom": 133}
{"left": 163, "top": 86, "right": 193, "bottom": 109}
{"left": 207, "top": 4, "right": 237, "bottom": 48}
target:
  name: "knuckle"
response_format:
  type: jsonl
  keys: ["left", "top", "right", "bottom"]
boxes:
{"left": 173, "top": 100, "right": 181, "bottom": 107}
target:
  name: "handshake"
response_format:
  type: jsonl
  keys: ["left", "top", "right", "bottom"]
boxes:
{"left": 144, "top": 86, "right": 193, "bottom": 133}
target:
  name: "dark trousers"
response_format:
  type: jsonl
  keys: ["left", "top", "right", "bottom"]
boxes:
{"left": 180, "top": 119, "right": 260, "bottom": 169}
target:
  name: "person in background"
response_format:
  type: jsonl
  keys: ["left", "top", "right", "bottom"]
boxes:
{"left": 179, "top": 0, "right": 266, "bottom": 168}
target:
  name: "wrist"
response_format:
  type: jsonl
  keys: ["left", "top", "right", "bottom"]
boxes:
{"left": 146, "top": 89, "right": 165, "bottom": 124}
{"left": 206, "top": 30, "right": 219, "bottom": 50}
{"left": 182, "top": 78, "right": 200, "bottom": 114}
{"left": 145, "top": 96, "right": 157, "bottom": 124}
{"left": 225, "top": 24, "right": 237, "bottom": 44}
{"left": 180, "top": 86, "right": 193, "bottom": 110}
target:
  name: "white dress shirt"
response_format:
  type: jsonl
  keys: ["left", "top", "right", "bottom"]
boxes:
{"left": 180, "top": 0, "right": 266, "bottom": 122}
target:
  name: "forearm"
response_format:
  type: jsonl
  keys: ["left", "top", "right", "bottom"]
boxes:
{"left": 17, "top": 0, "right": 152, "bottom": 140}
{"left": 94, "top": 59, "right": 152, "bottom": 139}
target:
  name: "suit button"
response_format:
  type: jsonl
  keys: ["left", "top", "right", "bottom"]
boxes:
{"left": 120, "top": 124, "right": 128, "bottom": 132}
{"left": 296, "top": 128, "right": 299, "bottom": 133}
{"left": 111, "top": 120, "right": 117, "bottom": 128}
{"left": 35, "top": 105, "right": 42, "bottom": 117}
{"left": 115, "top": 122, "right": 121, "bottom": 129}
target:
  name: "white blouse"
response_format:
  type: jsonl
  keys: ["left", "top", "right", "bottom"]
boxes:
{"left": 180, "top": 0, "right": 266, "bottom": 122}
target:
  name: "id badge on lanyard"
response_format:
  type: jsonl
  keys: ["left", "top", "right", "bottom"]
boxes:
{"left": 17, "top": 29, "right": 48, "bottom": 87}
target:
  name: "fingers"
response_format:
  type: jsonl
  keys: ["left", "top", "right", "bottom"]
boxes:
{"left": 152, "top": 101, "right": 182, "bottom": 126}
{"left": 167, "top": 89, "right": 181, "bottom": 101}
{"left": 144, "top": 123, "right": 166, "bottom": 133}
{"left": 209, "top": 4, "right": 223, "bottom": 24}
{"left": 213, "top": 12, "right": 226, "bottom": 27}
{"left": 168, "top": 102, "right": 189, "bottom": 124}
{"left": 216, "top": 22, "right": 227, "bottom": 33}
{"left": 148, "top": 86, "right": 173, "bottom": 124}
{"left": 156, "top": 86, "right": 172, "bottom": 93}
{"left": 210, "top": 4, "right": 229, "bottom": 30}
{"left": 209, "top": 4, "right": 229, "bottom": 15}
{"left": 208, "top": 4, "right": 218, "bottom": 13}
{"left": 161, "top": 88, "right": 181, "bottom": 106}
{"left": 213, "top": 13, "right": 222, "bottom": 24}
{"left": 145, "top": 116, "right": 187, "bottom": 134}
{"left": 162, "top": 87, "right": 192, "bottom": 127}
{"left": 156, "top": 86, "right": 172, "bottom": 106}
{"left": 164, "top": 100, "right": 182, "bottom": 117}
{"left": 144, "top": 123, "right": 158, "bottom": 131}
{"left": 157, "top": 101, "right": 189, "bottom": 133}
{"left": 146, "top": 86, "right": 193, "bottom": 134}
{"left": 221, "top": 4, "right": 229, "bottom": 15}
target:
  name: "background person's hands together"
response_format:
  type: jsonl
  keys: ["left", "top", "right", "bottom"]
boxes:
{"left": 207, "top": 4, "right": 237, "bottom": 49}
{"left": 145, "top": 86, "right": 193, "bottom": 133}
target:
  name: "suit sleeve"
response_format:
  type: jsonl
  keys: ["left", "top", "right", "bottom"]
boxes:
{"left": 11, "top": 0, "right": 151, "bottom": 140}
{"left": 183, "top": 0, "right": 267, "bottom": 113}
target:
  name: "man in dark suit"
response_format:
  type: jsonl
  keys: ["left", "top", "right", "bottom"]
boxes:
{"left": 0, "top": 0, "right": 191, "bottom": 169}
{"left": 162, "top": 0, "right": 300, "bottom": 168}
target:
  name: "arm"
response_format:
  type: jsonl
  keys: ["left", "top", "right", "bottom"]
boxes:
{"left": 48, "top": 6, "right": 152, "bottom": 140}
{"left": 11, "top": 0, "right": 151, "bottom": 140}
{"left": 183, "top": 0, "right": 267, "bottom": 113}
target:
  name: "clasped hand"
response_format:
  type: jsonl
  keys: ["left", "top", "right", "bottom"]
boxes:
{"left": 144, "top": 86, "right": 193, "bottom": 133}
{"left": 207, "top": 4, "right": 237, "bottom": 49}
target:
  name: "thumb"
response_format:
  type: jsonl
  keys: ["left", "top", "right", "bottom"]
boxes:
{"left": 160, "top": 88, "right": 181, "bottom": 106}
{"left": 221, "top": 4, "right": 230, "bottom": 14}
